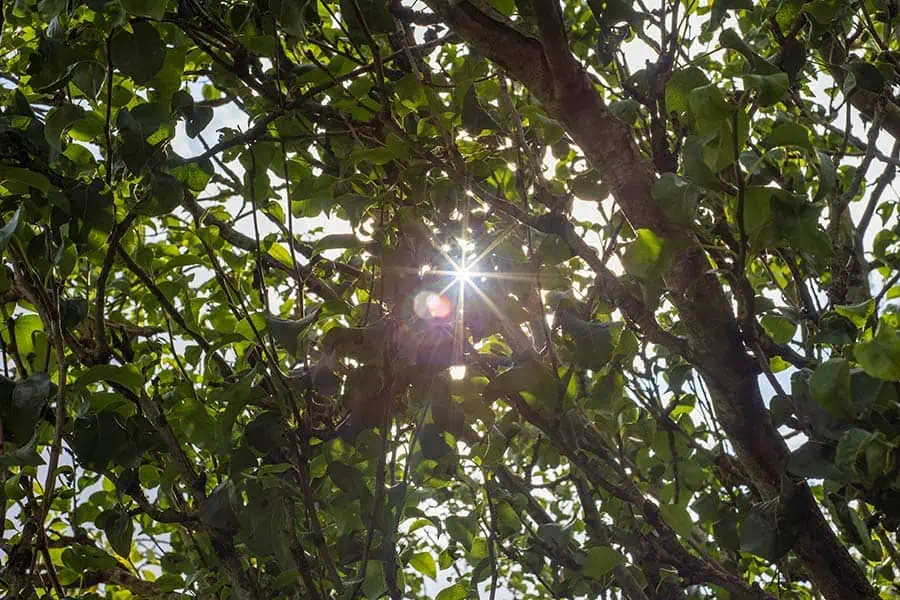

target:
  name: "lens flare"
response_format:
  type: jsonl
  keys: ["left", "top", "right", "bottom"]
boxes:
{"left": 414, "top": 291, "right": 453, "bottom": 319}
{"left": 449, "top": 365, "right": 467, "bottom": 380}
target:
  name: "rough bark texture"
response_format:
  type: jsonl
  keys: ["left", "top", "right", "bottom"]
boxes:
{"left": 424, "top": 2, "right": 879, "bottom": 598}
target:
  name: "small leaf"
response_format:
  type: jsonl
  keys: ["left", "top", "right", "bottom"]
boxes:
{"left": 45, "top": 104, "right": 86, "bottom": 151}
{"left": 834, "top": 428, "right": 869, "bottom": 475}
{"left": 804, "top": 0, "right": 844, "bottom": 24}
{"left": 583, "top": 546, "right": 626, "bottom": 579}
{"left": 462, "top": 86, "right": 499, "bottom": 134}
{"left": 742, "top": 72, "right": 789, "bottom": 107}
{"left": 313, "top": 233, "right": 365, "bottom": 255}
{"left": 652, "top": 173, "right": 698, "bottom": 225}
{"left": 121, "top": 0, "right": 165, "bottom": 19}
{"left": 762, "top": 122, "right": 814, "bottom": 154}
{"left": 834, "top": 300, "right": 874, "bottom": 329}
{"left": 483, "top": 361, "right": 557, "bottom": 407}
{"left": 265, "top": 309, "right": 319, "bottom": 357}
{"left": 688, "top": 84, "right": 734, "bottom": 123}
{"left": 0, "top": 207, "right": 22, "bottom": 251}
{"left": 77, "top": 364, "right": 145, "bottom": 395}
{"left": 622, "top": 228, "right": 665, "bottom": 280}
{"left": 340, "top": 0, "right": 394, "bottom": 40}
{"left": 665, "top": 67, "right": 710, "bottom": 115}
{"left": 200, "top": 481, "right": 240, "bottom": 532}
{"left": 97, "top": 507, "right": 134, "bottom": 557}
{"left": 846, "top": 61, "right": 885, "bottom": 94}
{"left": 435, "top": 582, "right": 468, "bottom": 600}
{"left": 0, "top": 167, "right": 51, "bottom": 193}
{"left": 409, "top": 551, "right": 438, "bottom": 580}
{"left": 814, "top": 151, "right": 837, "bottom": 202}
{"left": 658, "top": 503, "right": 694, "bottom": 539}
{"left": 809, "top": 358, "right": 852, "bottom": 418}
{"left": 854, "top": 325, "right": 900, "bottom": 381}
{"left": 761, "top": 314, "right": 796, "bottom": 344}
{"left": 740, "top": 501, "right": 795, "bottom": 562}
{"left": 111, "top": 21, "right": 166, "bottom": 84}
{"left": 185, "top": 105, "right": 213, "bottom": 138}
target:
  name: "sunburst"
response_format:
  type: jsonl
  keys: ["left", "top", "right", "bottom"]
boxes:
{"left": 417, "top": 198, "right": 537, "bottom": 380}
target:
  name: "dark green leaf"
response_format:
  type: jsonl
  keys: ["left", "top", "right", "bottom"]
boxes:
{"left": 762, "top": 122, "right": 814, "bottom": 154}
{"left": 97, "top": 507, "right": 134, "bottom": 557}
{"left": 0, "top": 207, "right": 22, "bottom": 251}
{"left": 111, "top": 21, "right": 166, "bottom": 84}
{"left": 45, "top": 104, "right": 86, "bottom": 151}
{"left": 809, "top": 358, "right": 852, "bottom": 418}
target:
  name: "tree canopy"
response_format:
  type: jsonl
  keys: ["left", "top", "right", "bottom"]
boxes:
{"left": 1, "top": 0, "right": 900, "bottom": 598}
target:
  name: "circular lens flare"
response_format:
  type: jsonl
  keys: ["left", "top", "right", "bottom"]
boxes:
{"left": 414, "top": 291, "right": 452, "bottom": 319}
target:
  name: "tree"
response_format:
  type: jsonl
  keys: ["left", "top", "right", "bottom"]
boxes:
{"left": 0, "top": 0, "right": 899, "bottom": 598}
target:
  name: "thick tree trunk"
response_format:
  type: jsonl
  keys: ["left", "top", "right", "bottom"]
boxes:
{"left": 424, "top": 2, "right": 879, "bottom": 598}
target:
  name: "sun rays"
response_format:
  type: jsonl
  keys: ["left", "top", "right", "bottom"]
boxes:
{"left": 412, "top": 213, "right": 537, "bottom": 379}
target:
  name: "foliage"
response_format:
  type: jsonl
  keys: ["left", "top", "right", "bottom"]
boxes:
{"left": 0, "top": 0, "right": 899, "bottom": 599}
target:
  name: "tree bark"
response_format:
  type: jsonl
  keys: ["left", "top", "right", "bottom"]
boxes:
{"left": 423, "top": 2, "right": 879, "bottom": 598}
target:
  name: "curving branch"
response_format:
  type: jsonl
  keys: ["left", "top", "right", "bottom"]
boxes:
{"left": 422, "top": 1, "right": 879, "bottom": 597}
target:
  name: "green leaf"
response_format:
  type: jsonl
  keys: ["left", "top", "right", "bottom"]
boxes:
{"left": 609, "top": 98, "right": 641, "bottom": 124}
{"left": 720, "top": 29, "right": 780, "bottom": 75}
{"left": 835, "top": 427, "right": 869, "bottom": 475}
{"left": 111, "top": 21, "right": 166, "bottom": 84}
{"left": 556, "top": 310, "right": 621, "bottom": 370}
{"left": 742, "top": 72, "right": 789, "bottom": 107}
{"left": 665, "top": 67, "right": 710, "bottom": 115}
{"left": 740, "top": 501, "right": 795, "bottom": 562}
{"left": 340, "top": 0, "right": 394, "bottom": 41}
{"left": 462, "top": 86, "right": 499, "bottom": 134}
{"left": 622, "top": 228, "right": 665, "bottom": 280}
{"left": 45, "top": 104, "right": 86, "bottom": 151}
{"left": 846, "top": 61, "right": 885, "bottom": 94}
{"left": 787, "top": 441, "right": 845, "bottom": 481}
{"left": 409, "top": 551, "right": 438, "bottom": 580}
{"left": 834, "top": 300, "right": 874, "bottom": 329}
{"left": 0, "top": 207, "right": 22, "bottom": 251}
{"left": 854, "top": 325, "right": 900, "bottom": 381}
{"left": 265, "top": 309, "right": 319, "bottom": 357}
{"left": 652, "top": 173, "right": 698, "bottom": 225}
{"left": 688, "top": 84, "right": 734, "bottom": 124}
{"left": 0, "top": 429, "right": 45, "bottom": 466}
{"left": 77, "top": 364, "right": 145, "bottom": 395}
{"left": 121, "top": 0, "right": 165, "bottom": 19}
{"left": 2, "top": 374, "right": 52, "bottom": 444}
{"left": 658, "top": 503, "right": 693, "bottom": 539}
{"left": 200, "top": 481, "right": 240, "bottom": 532}
{"left": 804, "top": 0, "right": 844, "bottom": 23}
{"left": 0, "top": 167, "right": 51, "bottom": 193}
{"left": 583, "top": 546, "right": 626, "bottom": 579}
{"left": 97, "top": 507, "right": 134, "bottom": 557}
{"left": 313, "top": 233, "right": 365, "bottom": 255}
{"left": 435, "top": 582, "right": 468, "bottom": 600}
{"left": 570, "top": 172, "right": 609, "bottom": 202}
{"left": 814, "top": 151, "right": 837, "bottom": 202}
{"left": 809, "top": 358, "right": 852, "bottom": 418}
{"left": 761, "top": 314, "right": 796, "bottom": 344}
{"left": 762, "top": 122, "right": 814, "bottom": 154}
{"left": 483, "top": 361, "right": 558, "bottom": 408}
